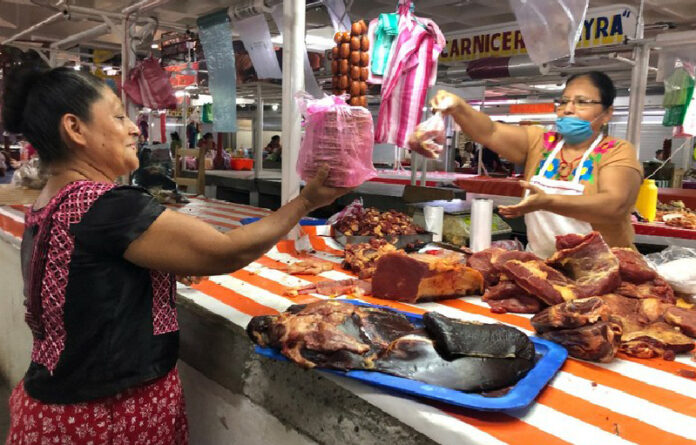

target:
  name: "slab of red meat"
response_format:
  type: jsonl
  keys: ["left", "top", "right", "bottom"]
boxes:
{"left": 546, "top": 232, "right": 621, "bottom": 298}
{"left": 466, "top": 248, "right": 506, "bottom": 286}
{"left": 483, "top": 281, "right": 544, "bottom": 314}
{"left": 616, "top": 277, "right": 676, "bottom": 304}
{"left": 664, "top": 307, "right": 696, "bottom": 338}
{"left": 611, "top": 248, "right": 658, "bottom": 284}
{"left": 372, "top": 252, "right": 484, "bottom": 303}
{"left": 530, "top": 297, "right": 611, "bottom": 334}
{"left": 554, "top": 233, "right": 587, "bottom": 250}
{"left": 502, "top": 259, "right": 579, "bottom": 305}
{"left": 539, "top": 321, "right": 623, "bottom": 362}
{"left": 466, "top": 248, "right": 539, "bottom": 287}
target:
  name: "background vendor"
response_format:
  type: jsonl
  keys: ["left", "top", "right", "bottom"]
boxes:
{"left": 432, "top": 71, "right": 643, "bottom": 258}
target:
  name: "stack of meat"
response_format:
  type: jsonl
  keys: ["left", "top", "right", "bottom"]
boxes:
{"left": 342, "top": 238, "right": 397, "bottom": 279}
{"left": 334, "top": 207, "right": 426, "bottom": 237}
{"left": 331, "top": 21, "right": 369, "bottom": 107}
{"left": 247, "top": 300, "right": 535, "bottom": 392}
{"left": 468, "top": 231, "right": 696, "bottom": 362}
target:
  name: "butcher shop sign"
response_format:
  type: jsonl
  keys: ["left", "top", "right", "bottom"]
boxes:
{"left": 440, "top": 4, "right": 638, "bottom": 63}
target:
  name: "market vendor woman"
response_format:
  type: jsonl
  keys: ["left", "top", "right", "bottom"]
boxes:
{"left": 432, "top": 71, "right": 642, "bottom": 258}
{"left": 1, "top": 66, "right": 350, "bottom": 444}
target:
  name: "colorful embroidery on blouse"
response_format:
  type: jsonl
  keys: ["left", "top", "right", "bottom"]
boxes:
{"left": 534, "top": 133, "right": 618, "bottom": 184}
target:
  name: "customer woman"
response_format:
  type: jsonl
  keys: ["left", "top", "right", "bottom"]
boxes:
{"left": 1, "top": 66, "right": 350, "bottom": 444}
{"left": 432, "top": 72, "right": 642, "bottom": 257}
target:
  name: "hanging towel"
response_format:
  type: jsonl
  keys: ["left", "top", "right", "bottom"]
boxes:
{"left": 371, "top": 13, "right": 399, "bottom": 77}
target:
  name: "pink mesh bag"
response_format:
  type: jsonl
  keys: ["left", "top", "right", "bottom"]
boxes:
{"left": 296, "top": 93, "right": 377, "bottom": 188}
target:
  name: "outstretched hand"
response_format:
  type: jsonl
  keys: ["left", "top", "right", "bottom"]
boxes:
{"left": 498, "top": 181, "right": 549, "bottom": 219}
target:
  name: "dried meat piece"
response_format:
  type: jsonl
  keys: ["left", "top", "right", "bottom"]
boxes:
{"left": 372, "top": 252, "right": 484, "bottom": 303}
{"left": 611, "top": 248, "right": 657, "bottom": 284}
{"left": 423, "top": 312, "right": 535, "bottom": 361}
{"left": 546, "top": 232, "right": 621, "bottom": 298}
{"left": 283, "top": 259, "right": 334, "bottom": 275}
{"left": 539, "top": 321, "right": 622, "bottom": 363}
{"left": 342, "top": 239, "right": 397, "bottom": 278}
{"left": 620, "top": 322, "right": 695, "bottom": 359}
{"left": 531, "top": 297, "right": 611, "bottom": 334}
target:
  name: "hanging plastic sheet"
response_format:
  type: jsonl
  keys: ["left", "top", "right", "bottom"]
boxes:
{"left": 509, "top": 0, "right": 588, "bottom": 65}
{"left": 236, "top": 14, "right": 282, "bottom": 79}
{"left": 323, "top": 0, "right": 351, "bottom": 33}
{"left": 271, "top": 5, "right": 323, "bottom": 98}
{"left": 197, "top": 10, "right": 237, "bottom": 132}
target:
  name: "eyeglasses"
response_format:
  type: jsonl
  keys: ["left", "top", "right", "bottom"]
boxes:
{"left": 555, "top": 98, "right": 603, "bottom": 110}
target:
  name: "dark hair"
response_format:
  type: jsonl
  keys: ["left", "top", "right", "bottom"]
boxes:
{"left": 203, "top": 132, "right": 213, "bottom": 140}
{"left": 170, "top": 132, "right": 181, "bottom": 141}
{"left": 271, "top": 135, "right": 280, "bottom": 141}
{"left": 565, "top": 71, "right": 616, "bottom": 109}
{"left": 1, "top": 66, "right": 106, "bottom": 165}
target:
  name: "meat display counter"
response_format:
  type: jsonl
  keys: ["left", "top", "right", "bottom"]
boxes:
{"left": 1, "top": 197, "right": 696, "bottom": 445}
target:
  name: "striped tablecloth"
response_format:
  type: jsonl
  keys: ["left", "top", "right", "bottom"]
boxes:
{"left": 2, "top": 201, "right": 696, "bottom": 445}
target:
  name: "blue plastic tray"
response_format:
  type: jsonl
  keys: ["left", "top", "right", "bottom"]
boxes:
{"left": 240, "top": 217, "right": 327, "bottom": 226}
{"left": 253, "top": 300, "right": 567, "bottom": 411}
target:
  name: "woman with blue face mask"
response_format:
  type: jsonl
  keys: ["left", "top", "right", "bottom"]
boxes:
{"left": 431, "top": 72, "right": 643, "bottom": 258}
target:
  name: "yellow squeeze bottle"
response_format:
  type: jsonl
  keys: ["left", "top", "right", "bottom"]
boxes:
{"left": 635, "top": 179, "right": 658, "bottom": 222}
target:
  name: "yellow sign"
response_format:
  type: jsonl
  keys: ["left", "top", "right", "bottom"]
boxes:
{"left": 440, "top": 5, "right": 638, "bottom": 63}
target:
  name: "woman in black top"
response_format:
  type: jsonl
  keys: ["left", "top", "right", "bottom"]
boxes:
{"left": 1, "top": 66, "right": 350, "bottom": 445}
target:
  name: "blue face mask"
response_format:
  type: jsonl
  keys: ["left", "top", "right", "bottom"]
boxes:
{"left": 556, "top": 116, "right": 597, "bottom": 145}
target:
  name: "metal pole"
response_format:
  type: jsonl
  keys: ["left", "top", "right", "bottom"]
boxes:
{"left": 50, "top": 23, "right": 110, "bottom": 49}
{"left": 254, "top": 83, "right": 264, "bottom": 179}
{"left": 420, "top": 156, "right": 427, "bottom": 186}
{"left": 2, "top": 12, "right": 64, "bottom": 45}
{"left": 626, "top": 44, "right": 651, "bottom": 152}
{"left": 410, "top": 152, "right": 418, "bottom": 185}
{"left": 280, "top": 0, "right": 305, "bottom": 205}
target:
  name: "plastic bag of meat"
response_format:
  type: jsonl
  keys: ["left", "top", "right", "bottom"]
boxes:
{"left": 407, "top": 112, "right": 446, "bottom": 159}
{"left": 296, "top": 92, "right": 377, "bottom": 188}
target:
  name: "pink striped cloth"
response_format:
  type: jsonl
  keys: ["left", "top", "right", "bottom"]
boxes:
{"left": 375, "top": 7, "right": 445, "bottom": 148}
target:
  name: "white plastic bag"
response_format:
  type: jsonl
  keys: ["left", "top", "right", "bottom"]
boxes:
{"left": 645, "top": 247, "right": 696, "bottom": 298}
{"left": 509, "top": 0, "right": 588, "bottom": 65}
{"left": 407, "top": 112, "right": 446, "bottom": 159}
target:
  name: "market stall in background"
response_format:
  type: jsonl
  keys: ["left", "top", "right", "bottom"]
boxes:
{"left": 2, "top": 1, "right": 696, "bottom": 444}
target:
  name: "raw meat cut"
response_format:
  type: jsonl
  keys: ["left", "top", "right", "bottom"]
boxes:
{"left": 285, "top": 279, "right": 372, "bottom": 297}
{"left": 616, "top": 277, "right": 676, "bottom": 304}
{"left": 466, "top": 248, "right": 506, "bottom": 286}
{"left": 620, "top": 322, "right": 694, "bottom": 359}
{"left": 342, "top": 238, "right": 397, "bottom": 279}
{"left": 664, "top": 306, "right": 696, "bottom": 338}
{"left": 530, "top": 297, "right": 611, "bottom": 334}
{"left": 483, "top": 281, "right": 544, "bottom": 314}
{"left": 546, "top": 232, "right": 621, "bottom": 298}
{"left": 371, "top": 252, "right": 484, "bottom": 302}
{"left": 611, "top": 248, "right": 658, "bottom": 284}
{"left": 502, "top": 259, "right": 580, "bottom": 305}
{"left": 283, "top": 259, "right": 334, "bottom": 275}
{"left": 247, "top": 300, "right": 535, "bottom": 391}
{"left": 538, "top": 321, "right": 622, "bottom": 362}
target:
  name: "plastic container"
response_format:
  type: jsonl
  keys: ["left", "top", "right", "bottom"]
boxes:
{"left": 230, "top": 158, "right": 254, "bottom": 170}
{"left": 254, "top": 299, "right": 567, "bottom": 411}
{"left": 635, "top": 179, "right": 658, "bottom": 222}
